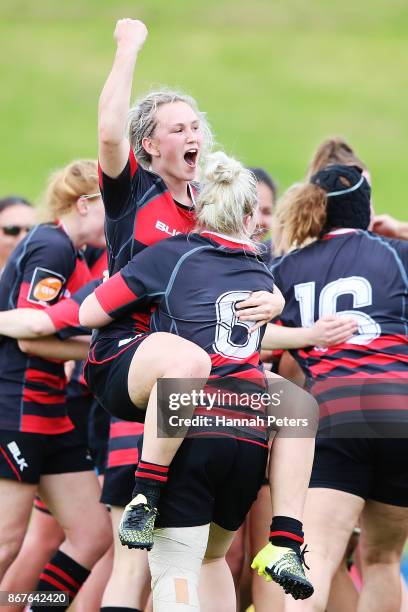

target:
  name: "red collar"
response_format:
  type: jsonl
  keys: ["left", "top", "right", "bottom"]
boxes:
{"left": 201, "top": 231, "right": 258, "bottom": 252}
{"left": 322, "top": 228, "right": 358, "bottom": 241}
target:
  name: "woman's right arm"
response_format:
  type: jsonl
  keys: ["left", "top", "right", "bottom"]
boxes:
{"left": 262, "top": 316, "right": 358, "bottom": 350}
{"left": 99, "top": 18, "right": 148, "bottom": 178}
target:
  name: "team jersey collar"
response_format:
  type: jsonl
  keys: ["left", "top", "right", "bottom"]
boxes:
{"left": 55, "top": 219, "right": 82, "bottom": 254}
{"left": 173, "top": 182, "right": 196, "bottom": 211}
{"left": 201, "top": 230, "right": 258, "bottom": 252}
{"left": 56, "top": 219, "right": 69, "bottom": 236}
{"left": 322, "top": 228, "right": 359, "bottom": 240}
{"left": 188, "top": 183, "right": 196, "bottom": 207}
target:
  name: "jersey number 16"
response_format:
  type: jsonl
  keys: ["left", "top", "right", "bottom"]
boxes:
{"left": 295, "top": 276, "right": 381, "bottom": 345}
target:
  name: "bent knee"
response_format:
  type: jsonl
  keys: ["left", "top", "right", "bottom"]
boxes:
{"left": 170, "top": 349, "right": 211, "bottom": 378}
{"left": 65, "top": 513, "right": 112, "bottom": 559}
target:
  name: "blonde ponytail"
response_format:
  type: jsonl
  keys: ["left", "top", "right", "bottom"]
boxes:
{"left": 274, "top": 183, "right": 327, "bottom": 254}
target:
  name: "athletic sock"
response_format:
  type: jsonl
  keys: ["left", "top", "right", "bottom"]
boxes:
{"left": 100, "top": 607, "right": 142, "bottom": 612}
{"left": 31, "top": 550, "right": 90, "bottom": 611}
{"left": 269, "top": 515, "right": 304, "bottom": 554}
{"left": 132, "top": 459, "right": 169, "bottom": 507}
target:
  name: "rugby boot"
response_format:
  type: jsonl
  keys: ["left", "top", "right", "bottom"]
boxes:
{"left": 251, "top": 542, "right": 314, "bottom": 600}
{"left": 118, "top": 493, "right": 158, "bottom": 550}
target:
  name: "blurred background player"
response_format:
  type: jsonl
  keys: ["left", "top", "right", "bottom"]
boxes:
{"left": 249, "top": 167, "right": 278, "bottom": 264}
{"left": 0, "top": 196, "right": 36, "bottom": 275}
{"left": 0, "top": 159, "right": 111, "bottom": 612}
{"left": 0, "top": 244, "right": 112, "bottom": 612}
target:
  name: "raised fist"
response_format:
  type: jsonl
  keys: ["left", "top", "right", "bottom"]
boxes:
{"left": 114, "top": 19, "right": 148, "bottom": 52}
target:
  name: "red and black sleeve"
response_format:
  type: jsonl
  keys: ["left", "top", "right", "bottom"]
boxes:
{"left": 98, "top": 147, "right": 139, "bottom": 220}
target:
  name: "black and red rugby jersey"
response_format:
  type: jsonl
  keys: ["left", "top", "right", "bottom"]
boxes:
{"left": 0, "top": 223, "right": 92, "bottom": 434}
{"left": 98, "top": 148, "right": 196, "bottom": 335}
{"left": 271, "top": 229, "right": 408, "bottom": 433}
{"left": 50, "top": 247, "right": 108, "bottom": 397}
{"left": 106, "top": 420, "right": 143, "bottom": 469}
{"left": 91, "top": 232, "right": 275, "bottom": 444}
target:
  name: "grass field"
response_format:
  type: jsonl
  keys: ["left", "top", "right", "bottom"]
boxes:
{"left": 1, "top": 0, "right": 408, "bottom": 217}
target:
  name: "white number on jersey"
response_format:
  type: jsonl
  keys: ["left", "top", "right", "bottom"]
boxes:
{"left": 213, "top": 291, "right": 260, "bottom": 359}
{"left": 295, "top": 276, "right": 381, "bottom": 345}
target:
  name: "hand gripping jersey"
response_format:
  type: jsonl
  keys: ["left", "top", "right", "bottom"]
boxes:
{"left": 0, "top": 223, "right": 92, "bottom": 434}
{"left": 271, "top": 229, "right": 408, "bottom": 433}
{"left": 98, "top": 148, "right": 196, "bottom": 335}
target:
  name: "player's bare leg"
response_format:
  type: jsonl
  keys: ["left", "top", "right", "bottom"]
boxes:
{"left": 326, "top": 562, "right": 358, "bottom": 612}
{"left": 26, "top": 471, "right": 112, "bottom": 610}
{"left": 284, "top": 488, "right": 363, "bottom": 611}
{"left": 252, "top": 372, "right": 318, "bottom": 600}
{"left": 358, "top": 500, "right": 408, "bottom": 612}
{"left": 120, "top": 332, "right": 211, "bottom": 550}
{"left": 101, "top": 506, "right": 150, "bottom": 610}
{"left": 0, "top": 479, "right": 37, "bottom": 580}
{"left": 248, "top": 483, "right": 284, "bottom": 611}
{"left": 0, "top": 503, "right": 64, "bottom": 611}
{"left": 199, "top": 523, "right": 237, "bottom": 612}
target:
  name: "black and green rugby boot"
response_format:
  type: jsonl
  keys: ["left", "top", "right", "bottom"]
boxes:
{"left": 118, "top": 493, "right": 158, "bottom": 550}
{"left": 252, "top": 543, "right": 314, "bottom": 600}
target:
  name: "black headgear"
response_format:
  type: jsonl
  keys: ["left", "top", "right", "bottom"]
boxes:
{"left": 310, "top": 164, "right": 371, "bottom": 231}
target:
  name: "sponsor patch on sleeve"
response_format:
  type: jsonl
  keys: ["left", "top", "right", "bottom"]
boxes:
{"left": 27, "top": 267, "right": 66, "bottom": 305}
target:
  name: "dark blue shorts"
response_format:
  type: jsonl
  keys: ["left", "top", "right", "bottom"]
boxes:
{"left": 310, "top": 437, "right": 408, "bottom": 507}
{"left": 84, "top": 333, "right": 150, "bottom": 422}
{"left": 0, "top": 428, "right": 93, "bottom": 485}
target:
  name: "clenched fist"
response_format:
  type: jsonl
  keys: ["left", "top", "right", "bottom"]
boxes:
{"left": 114, "top": 18, "right": 148, "bottom": 53}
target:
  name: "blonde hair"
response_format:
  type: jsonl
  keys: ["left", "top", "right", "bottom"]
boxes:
{"left": 128, "top": 88, "right": 213, "bottom": 168}
{"left": 306, "top": 137, "right": 367, "bottom": 179}
{"left": 45, "top": 160, "right": 99, "bottom": 220}
{"left": 195, "top": 151, "right": 258, "bottom": 242}
{"left": 274, "top": 182, "right": 327, "bottom": 255}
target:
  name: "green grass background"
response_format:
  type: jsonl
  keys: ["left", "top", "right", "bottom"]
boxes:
{"left": 1, "top": 0, "right": 407, "bottom": 216}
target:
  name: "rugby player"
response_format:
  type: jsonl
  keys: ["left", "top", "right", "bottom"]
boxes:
{"left": 256, "top": 164, "right": 408, "bottom": 612}
{"left": 91, "top": 17, "right": 283, "bottom": 555}
{"left": 0, "top": 196, "right": 36, "bottom": 275}
{"left": 0, "top": 160, "right": 111, "bottom": 611}
{"left": 80, "top": 151, "right": 318, "bottom": 607}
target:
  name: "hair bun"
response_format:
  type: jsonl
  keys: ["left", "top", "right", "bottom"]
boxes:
{"left": 204, "top": 151, "right": 242, "bottom": 185}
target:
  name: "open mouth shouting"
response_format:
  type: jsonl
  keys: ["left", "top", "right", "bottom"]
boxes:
{"left": 184, "top": 148, "right": 198, "bottom": 168}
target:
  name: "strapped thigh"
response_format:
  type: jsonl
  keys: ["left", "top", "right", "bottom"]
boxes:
{"left": 149, "top": 525, "right": 209, "bottom": 611}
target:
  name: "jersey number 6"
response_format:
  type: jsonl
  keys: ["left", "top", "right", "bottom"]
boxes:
{"left": 213, "top": 291, "right": 261, "bottom": 359}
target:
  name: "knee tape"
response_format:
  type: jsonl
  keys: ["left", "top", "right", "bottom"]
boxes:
{"left": 148, "top": 525, "right": 209, "bottom": 611}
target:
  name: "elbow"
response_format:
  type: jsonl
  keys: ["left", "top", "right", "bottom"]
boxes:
{"left": 26, "top": 314, "right": 54, "bottom": 338}
{"left": 18, "top": 339, "right": 31, "bottom": 354}
{"left": 28, "top": 322, "right": 48, "bottom": 337}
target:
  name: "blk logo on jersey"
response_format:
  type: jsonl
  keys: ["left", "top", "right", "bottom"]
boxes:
{"left": 7, "top": 441, "right": 28, "bottom": 471}
{"left": 155, "top": 220, "right": 181, "bottom": 237}
{"left": 28, "top": 267, "right": 65, "bottom": 305}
